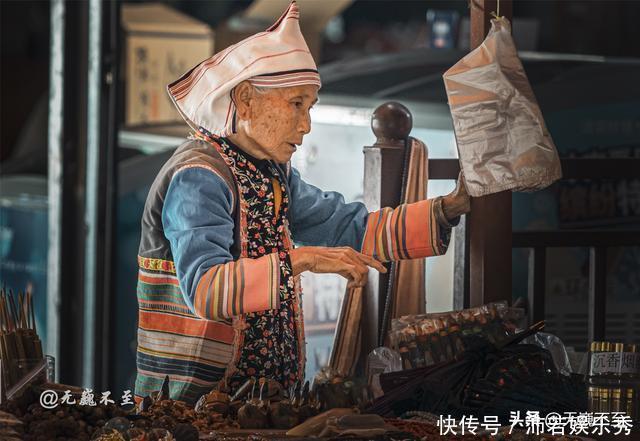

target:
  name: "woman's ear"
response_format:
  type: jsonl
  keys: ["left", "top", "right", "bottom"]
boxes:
{"left": 233, "top": 81, "right": 253, "bottom": 120}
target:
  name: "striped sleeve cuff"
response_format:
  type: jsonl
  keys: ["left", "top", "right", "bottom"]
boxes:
{"left": 192, "top": 253, "right": 281, "bottom": 320}
{"left": 360, "top": 199, "right": 450, "bottom": 262}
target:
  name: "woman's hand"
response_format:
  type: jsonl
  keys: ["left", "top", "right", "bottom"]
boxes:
{"left": 442, "top": 172, "right": 471, "bottom": 221}
{"left": 289, "top": 246, "right": 387, "bottom": 288}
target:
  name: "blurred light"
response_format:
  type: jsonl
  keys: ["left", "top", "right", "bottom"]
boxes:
{"left": 310, "top": 105, "right": 372, "bottom": 127}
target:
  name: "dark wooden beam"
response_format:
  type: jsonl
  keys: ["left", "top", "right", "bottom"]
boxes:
{"left": 468, "top": 193, "right": 512, "bottom": 307}
{"left": 428, "top": 158, "right": 640, "bottom": 180}
{"left": 527, "top": 247, "right": 546, "bottom": 324}
{"left": 467, "top": 0, "right": 513, "bottom": 307}
{"left": 561, "top": 158, "right": 640, "bottom": 179}
{"left": 361, "top": 102, "right": 412, "bottom": 366}
{"left": 513, "top": 231, "right": 640, "bottom": 247}
{"left": 87, "top": 0, "right": 120, "bottom": 392}
{"left": 428, "top": 159, "right": 460, "bottom": 180}
{"left": 588, "top": 247, "right": 607, "bottom": 342}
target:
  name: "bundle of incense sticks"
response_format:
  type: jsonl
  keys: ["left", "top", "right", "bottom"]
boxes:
{"left": 367, "top": 321, "right": 549, "bottom": 417}
{"left": 328, "top": 287, "right": 363, "bottom": 377}
{"left": 0, "top": 288, "right": 43, "bottom": 392}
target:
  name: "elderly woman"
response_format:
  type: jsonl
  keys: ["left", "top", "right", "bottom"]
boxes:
{"left": 135, "top": 1, "right": 470, "bottom": 404}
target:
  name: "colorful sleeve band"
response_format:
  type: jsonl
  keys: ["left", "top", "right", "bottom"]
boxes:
{"left": 192, "top": 253, "right": 281, "bottom": 320}
{"left": 360, "top": 199, "right": 450, "bottom": 262}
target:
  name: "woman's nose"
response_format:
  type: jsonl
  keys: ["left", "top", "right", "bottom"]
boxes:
{"left": 298, "top": 111, "right": 311, "bottom": 134}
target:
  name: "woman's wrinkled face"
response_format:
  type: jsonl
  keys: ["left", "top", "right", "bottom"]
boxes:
{"left": 235, "top": 83, "right": 319, "bottom": 163}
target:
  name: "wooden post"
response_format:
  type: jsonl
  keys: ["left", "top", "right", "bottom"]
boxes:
{"left": 48, "top": 0, "right": 90, "bottom": 386}
{"left": 468, "top": 0, "right": 513, "bottom": 307}
{"left": 360, "top": 102, "right": 412, "bottom": 364}
{"left": 588, "top": 246, "right": 607, "bottom": 342}
{"left": 527, "top": 247, "right": 546, "bottom": 324}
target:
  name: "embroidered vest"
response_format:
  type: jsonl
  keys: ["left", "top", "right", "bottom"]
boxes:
{"left": 135, "top": 137, "right": 305, "bottom": 404}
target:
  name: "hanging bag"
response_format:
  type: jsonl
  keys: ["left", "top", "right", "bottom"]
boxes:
{"left": 443, "top": 18, "right": 562, "bottom": 197}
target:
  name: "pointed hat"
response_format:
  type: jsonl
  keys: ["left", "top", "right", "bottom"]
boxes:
{"left": 167, "top": 1, "right": 321, "bottom": 136}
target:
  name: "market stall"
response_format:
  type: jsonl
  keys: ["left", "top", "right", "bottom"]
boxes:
{"left": 3, "top": 101, "right": 638, "bottom": 439}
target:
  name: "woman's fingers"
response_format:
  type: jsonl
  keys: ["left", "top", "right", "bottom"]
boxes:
{"left": 336, "top": 264, "right": 359, "bottom": 286}
{"left": 337, "top": 248, "right": 369, "bottom": 274}
{"left": 293, "top": 246, "right": 387, "bottom": 286}
{"left": 352, "top": 250, "right": 387, "bottom": 273}
{"left": 338, "top": 247, "right": 386, "bottom": 273}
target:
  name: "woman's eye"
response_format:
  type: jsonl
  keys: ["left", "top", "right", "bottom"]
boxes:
{"left": 292, "top": 101, "right": 303, "bottom": 108}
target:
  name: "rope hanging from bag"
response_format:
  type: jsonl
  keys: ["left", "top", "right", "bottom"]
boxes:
{"left": 490, "top": 0, "right": 503, "bottom": 21}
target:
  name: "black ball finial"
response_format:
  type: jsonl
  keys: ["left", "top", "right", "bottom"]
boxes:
{"left": 371, "top": 102, "right": 413, "bottom": 143}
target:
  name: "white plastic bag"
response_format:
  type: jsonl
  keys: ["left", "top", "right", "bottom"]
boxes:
{"left": 443, "top": 18, "right": 562, "bottom": 197}
{"left": 521, "top": 331, "right": 573, "bottom": 376}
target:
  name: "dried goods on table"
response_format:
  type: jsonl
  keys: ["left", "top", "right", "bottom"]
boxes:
{"left": 171, "top": 422, "right": 199, "bottom": 441}
{"left": 137, "top": 397, "right": 237, "bottom": 433}
{"left": 6, "top": 391, "right": 129, "bottom": 441}
{"left": 91, "top": 430, "right": 128, "bottom": 441}
{"left": 103, "top": 416, "right": 132, "bottom": 433}
{"left": 125, "top": 427, "right": 147, "bottom": 440}
{"left": 224, "top": 378, "right": 255, "bottom": 418}
{"left": 313, "top": 367, "right": 368, "bottom": 410}
{"left": 0, "top": 383, "right": 130, "bottom": 441}
{"left": 7, "top": 371, "right": 366, "bottom": 440}
{"left": 227, "top": 399, "right": 244, "bottom": 420}
{"left": 194, "top": 388, "right": 231, "bottom": 416}
{"left": 93, "top": 427, "right": 179, "bottom": 440}
{"left": 92, "top": 413, "right": 200, "bottom": 441}
{"left": 117, "top": 376, "right": 322, "bottom": 435}
{"left": 268, "top": 383, "right": 298, "bottom": 429}
{"left": 92, "top": 427, "right": 182, "bottom": 441}
{"left": 0, "top": 409, "right": 24, "bottom": 440}
{"left": 133, "top": 377, "right": 236, "bottom": 432}
{"left": 156, "top": 377, "right": 170, "bottom": 401}
{"left": 237, "top": 380, "right": 269, "bottom": 429}
{"left": 295, "top": 380, "right": 319, "bottom": 423}
{"left": 210, "top": 378, "right": 318, "bottom": 430}
{"left": 138, "top": 375, "right": 172, "bottom": 413}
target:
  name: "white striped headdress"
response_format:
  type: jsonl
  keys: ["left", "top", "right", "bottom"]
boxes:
{"left": 167, "top": 1, "right": 321, "bottom": 137}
